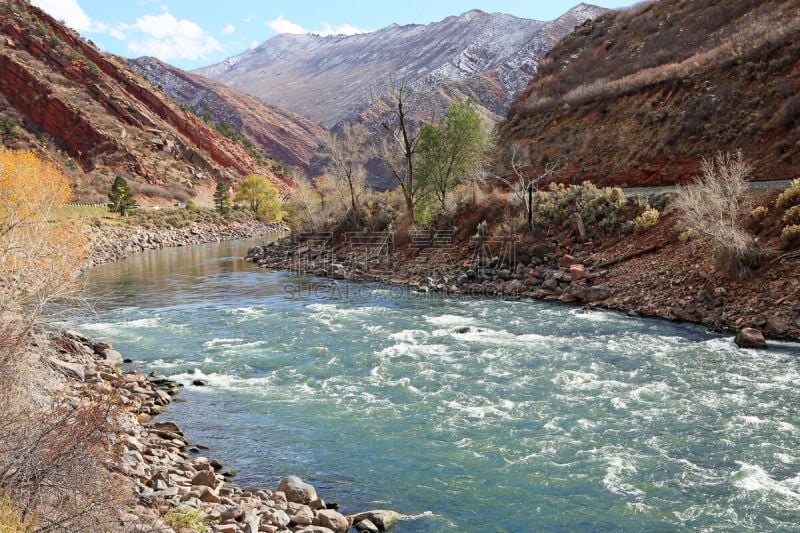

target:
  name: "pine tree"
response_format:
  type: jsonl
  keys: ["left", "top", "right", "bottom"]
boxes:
{"left": 107, "top": 175, "right": 135, "bottom": 216}
{"left": 213, "top": 181, "right": 231, "bottom": 214}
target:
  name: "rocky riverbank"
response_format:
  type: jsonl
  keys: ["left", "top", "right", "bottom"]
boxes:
{"left": 245, "top": 225, "right": 800, "bottom": 343}
{"left": 48, "top": 329, "right": 399, "bottom": 533}
{"left": 86, "top": 220, "right": 288, "bottom": 267}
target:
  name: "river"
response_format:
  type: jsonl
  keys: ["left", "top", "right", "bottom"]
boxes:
{"left": 76, "top": 237, "right": 800, "bottom": 532}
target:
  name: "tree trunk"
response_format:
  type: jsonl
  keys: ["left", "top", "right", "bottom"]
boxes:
{"left": 527, "top": 185, "right": 533, "bottom": 231}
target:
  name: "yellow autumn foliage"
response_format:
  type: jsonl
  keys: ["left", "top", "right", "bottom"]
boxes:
{"left": 0, "top": 148, "right": 87, "bottom": 329}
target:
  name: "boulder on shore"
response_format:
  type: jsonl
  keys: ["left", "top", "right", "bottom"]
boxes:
{"left": 277, "top": 475, "right": 317, "bottom": 504}
{"left": 350, "top": 510, "right": 400, "bottom": 531}
{"left": 735, "top": 328, "right": 767, "bottom": 349}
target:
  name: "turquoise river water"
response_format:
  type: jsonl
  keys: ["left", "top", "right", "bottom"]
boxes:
{"left": 76, "top": 237, "right": 800, "bottom": 532}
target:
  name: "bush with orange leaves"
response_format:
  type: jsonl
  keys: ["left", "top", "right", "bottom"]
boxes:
{"left": 0, "top": 149, "right": 131, "bottom": 531}
{"left": 0, "top": 148, "right": 87, "bottom": 331}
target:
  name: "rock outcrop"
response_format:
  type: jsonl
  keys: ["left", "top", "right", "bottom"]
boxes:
{"left": 129, "top": 56, "right": 324, "bottom": 176}
{"left": 0, "top": 1, "right": 290, "bottom": 204}
{"left": 497, "top": 0, "right": 800, "bottom": 188}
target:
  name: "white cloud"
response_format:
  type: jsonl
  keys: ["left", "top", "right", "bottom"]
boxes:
{"left": 31, "top": 0, "right": 92, "bottom": 32}
{"left": 222, "top": 23, "right": 236, "bottom": 36}
{"left": 266, "top": 16, "right": 368, "bottom": 37}
{"left": 124, "top": 12, "right": 222, "bottom": 61}
{"left": 267, "top": 16, "right": 307, "bottom": 35}
{"left": 321, "top": 23, "right": 365, "bottom": 36}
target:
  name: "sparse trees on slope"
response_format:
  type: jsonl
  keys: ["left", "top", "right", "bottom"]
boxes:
{"left": 213, "top": 181, "right": 231, "bottom": 214}
{"left": 235, "top": 174, "right": 282, "bottom": 222}
{"left": 674, "top": 151, "right": 762, "bottom": 278}
{"left": 107, "top": 175, "right": 135, "bottom": 216}
{"left": 417, "top": 98, "right": 487, "bottom": 211}
{"left": 320, "top": 123, "right": 369, "bottom": 220}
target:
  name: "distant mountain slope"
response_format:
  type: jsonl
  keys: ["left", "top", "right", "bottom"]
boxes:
{"left": 497, "top": 0, "right": 800, "bottom": 187}
{"left": 0, "top": 1, "right": 290, "bottom": 204}
{"left": 129, "top": 57, "right": 324, "bottom": 176}
{"left": 194, "top": 5, "right": 607, "bottom": 129}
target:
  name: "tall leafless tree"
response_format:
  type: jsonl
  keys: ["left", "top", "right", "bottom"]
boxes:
{"left": 374, "top": 75, "right": 431, "bottom": 222}
{"left": 319, "top": 123, "right": 369, "bottom": 221}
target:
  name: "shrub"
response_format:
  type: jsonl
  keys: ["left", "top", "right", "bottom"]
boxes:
{"left": 0, "top": 149, "right": 87, "bottom": 329}
{"left": 633, "top": 207, "right": 660, "bottom": 232}
{"left": 0, "top": 492, "right": 32, "bottom": 533}
{"left": 674, "top": 151, "right": 762, "bottom": 277}
{"left": 532, "top": 181, "right": 628, "bottom": 233}
{"left": 781, "top": 224, "right": 800, "bottom": 244}
{"left": 784, "top": 205, "right": 800, "bottom": 224}
{"left": 85, "top": 60, "right": 101, "bottom": 78}
{"left": 164, "top": 505, "right": 209, "bottom": 532}
{"left": 779, "top": 96, "right": 800, "bottom": 129}
{"left": 751, "top": 205, "right": 769, "bottom": 219}
{"left": 776, "top": 178, "right": 800, "bottom": 209}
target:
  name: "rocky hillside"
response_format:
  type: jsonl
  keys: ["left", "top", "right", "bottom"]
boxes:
{"left": 497, "top": 0, "right": 800, "bottom": 187}
{"left": 128, "top": 57, "right": 324, "bottom": 176}
{"left": 194, "top": 5, "right": 607, "bottom": 129}
{"left": 0, "top": 1, "right": 291, "bottom": 205}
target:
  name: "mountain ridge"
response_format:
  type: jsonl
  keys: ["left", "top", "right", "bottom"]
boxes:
{"left": 193, "top": 5, "right": 608, "bottom": 129}
{"left": 129, "top": 56, "right": 324, "bottom": 176}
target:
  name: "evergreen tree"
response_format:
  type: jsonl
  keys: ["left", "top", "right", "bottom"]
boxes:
{"left": 213, "top": 181, "right": 231, "bottom": 214}
{"left": 107, "top": 175, "right": 135, "bottom": 216}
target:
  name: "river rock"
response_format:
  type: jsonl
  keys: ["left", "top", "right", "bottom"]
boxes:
{"left": 191, "top": 469, "right": 217, "bottom": 487}
{"left": 587, "top": 283, "right": 612, "bottom": 302}
{"left": 350, "top": 510, "right": 400, "bottom": 531}
{"left": 354, "top": 519, "right": 380, "bottom": 533}
{"left": 290, "top": 506, "right": 315, "bottom": 526}
{"left": 570, "top": 264, "right": 586, "bottom": 282}
{"left": 197, "top": 486, "right": 221, "bottom": 503}
{"left": 735, "top": 328, "right": 767, "bottom": 349}
{"left": 277, "top": 476, "right": 317, "bottom": 504}
{"left": 101, "top": 348, "right": 124, "bottom": 366}
{"left": 317, "top": 509, "right": 349, "bottom": 532}
{"left": 48, "top": 357, "right": 85, "bottom": 381}
{"left": 269, "top": 509, "right": 291, "bottom": 528}
{"left": 242, "top": 508, "right": 260, "bottom": 533}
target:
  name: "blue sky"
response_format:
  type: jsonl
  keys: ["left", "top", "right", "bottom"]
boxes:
{"left": 31, "top": 1, "right": 636, "bottom": 70}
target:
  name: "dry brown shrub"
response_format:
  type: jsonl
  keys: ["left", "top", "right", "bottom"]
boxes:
{"left": 674, "top": 151, "right": 764, "bottom": 278}
{"left": 0, "top": 371, "right": 132, "bottom": 532}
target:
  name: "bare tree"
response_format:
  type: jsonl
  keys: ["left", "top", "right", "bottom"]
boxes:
{"left": 319, "top": 123, "right": 369, "bottom": 221}
{"left": 374, "top": 75, "right": 429, "bottom": 222}
{"left": 488, "top": 142, "right": 560, "bottom": 231}
{"left": 674, "top": 151, "right": 762, "bottom": 277}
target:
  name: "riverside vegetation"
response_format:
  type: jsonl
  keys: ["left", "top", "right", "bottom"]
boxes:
{"left": 3, "top": 148, "right": 402, "bottom": 532}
